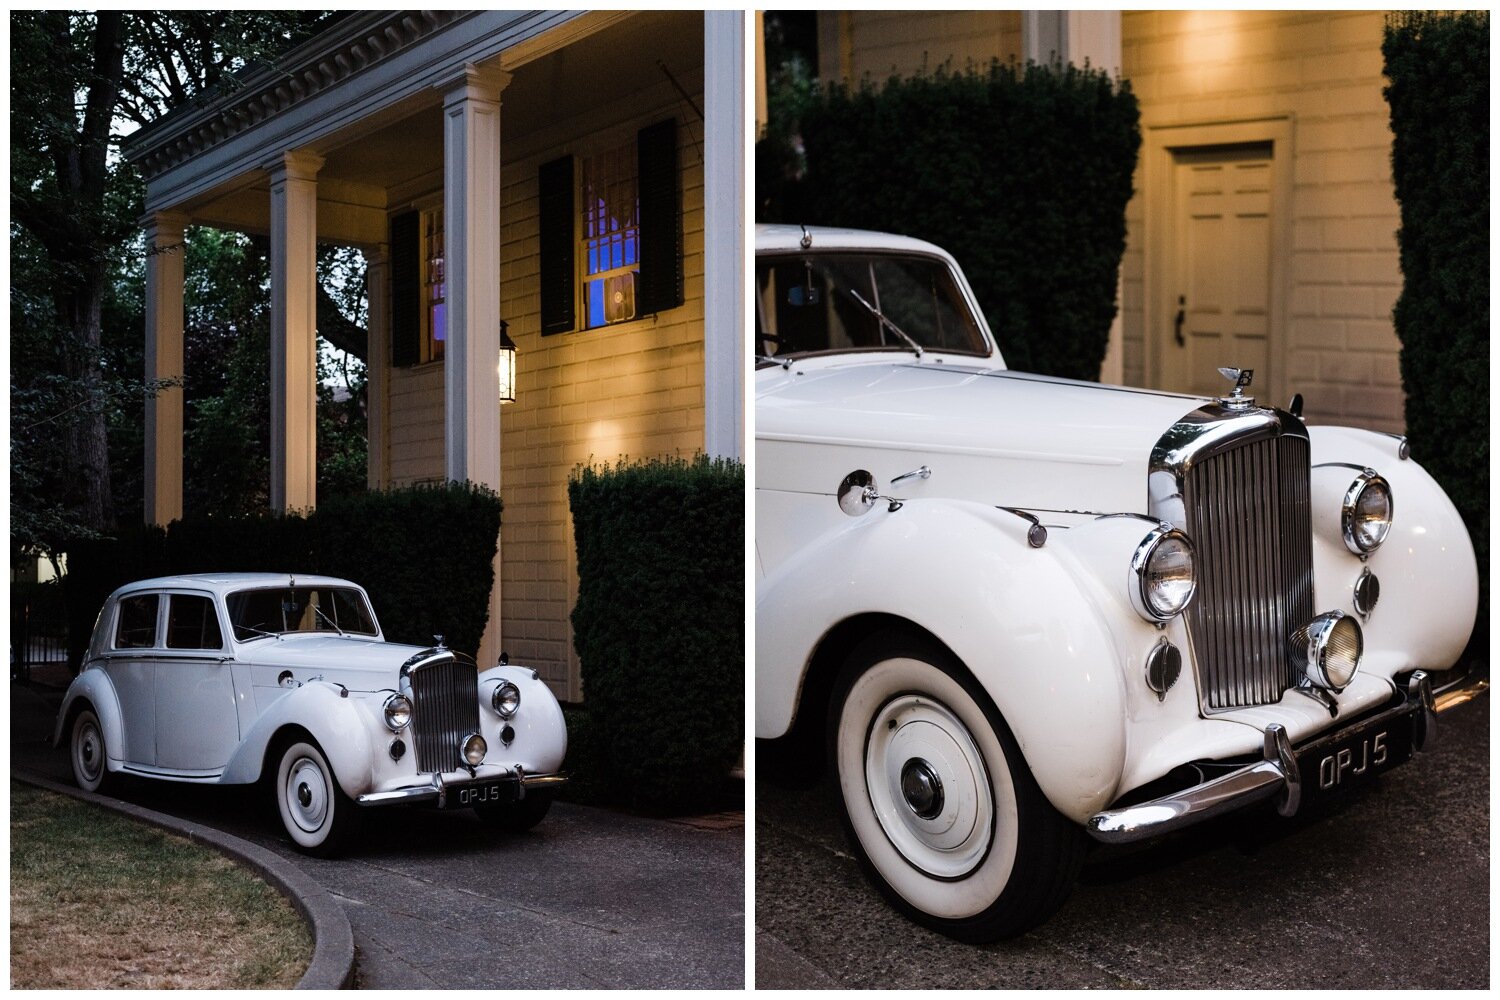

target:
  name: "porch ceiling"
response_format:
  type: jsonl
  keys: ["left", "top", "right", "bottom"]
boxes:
{"left": 167, "top": 10, "right": 705, "bottom": 249}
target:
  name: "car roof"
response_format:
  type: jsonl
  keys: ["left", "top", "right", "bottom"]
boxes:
{"left": 109, "top": 573, "right": 362, "bottom": 599}
{"left": 755, "top": 223, "right": 957, "bottom": 260}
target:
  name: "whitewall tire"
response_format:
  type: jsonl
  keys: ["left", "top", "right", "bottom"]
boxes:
{"left": 276, "top": 739, "right": 359, "bottom": 856}
{"left": 831, "top": 630, "right": 1085, "bottom": 942}
{"left": 70, "top": 708, "right": 112, "bottom": 793}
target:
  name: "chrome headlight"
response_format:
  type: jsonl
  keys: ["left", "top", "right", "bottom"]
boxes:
{"left": 382, "top": 693, "right": 412, "bottom": 731}
{"left": 491, "top": 680, "right": 521, "bottom": 718}
{"left": 1300, "top": 611, "right": 1363, "bottom": 691}
{"left": 1341, "top": 471, "right": 1393, "bottom": 555}
{"left": 1131, "top": 526, "right": 1197, "bottom": 622}
{"left": 461, "top": 732, "right": 487, "bottom": 767}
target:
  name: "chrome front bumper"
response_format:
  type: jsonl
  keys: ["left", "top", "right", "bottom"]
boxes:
{"left": 357, "top": 767, "right": 568, "bottom": 809}
{"left": 1087, "top": 671, "right": 1438, "bottom": 845}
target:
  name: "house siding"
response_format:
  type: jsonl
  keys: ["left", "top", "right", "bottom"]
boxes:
{"left": 1120, "top": 10, "right": 1404, "bottom": 432}
{"left": 386, "top": 81, "right": 707, "bottom": 701}
{"left": 818, "top": 11, "right": 1022, "bottom": 84}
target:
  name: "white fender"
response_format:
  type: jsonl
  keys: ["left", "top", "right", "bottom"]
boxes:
{"left": 1308, "top": 426, "right": 1478, "bottom": 673}
{"left": 477, "top": 664, "right": 569, "bottom": 774}
{"left": 54, "top": 667, "right": 127, "bottom": 769}
{"left": 221, "top": 682, "right": 378, "bottom": 798}
{"left": 757, "top": 498, "right": 1128, "bottom": 823}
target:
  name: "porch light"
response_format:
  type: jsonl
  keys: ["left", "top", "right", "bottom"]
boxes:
{"left": 498, "top": 320, "right": 517, "bottom": 404}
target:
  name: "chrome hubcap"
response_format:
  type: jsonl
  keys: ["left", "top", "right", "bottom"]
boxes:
{"left": 76, "top": 725, "right": 102, "bottom": 781}
{"left": 865, "top": 695, "right": 993, "bottom": 879}
{"left": 900, "top": 758, "right": 944, "bottom": 819}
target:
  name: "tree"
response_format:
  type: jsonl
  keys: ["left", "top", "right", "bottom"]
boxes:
{"left": 10, "top": 11, "right": 342, "bottom": 557}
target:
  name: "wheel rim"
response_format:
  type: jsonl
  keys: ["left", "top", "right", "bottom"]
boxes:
{"left": 74, "top": 718, "right": 104, "bottom": 785}
{"left": 284, "top": 755, "right": 330, "bottom": 835}
{"left": 865, "top": 694, "right": 994, "bottom": 880}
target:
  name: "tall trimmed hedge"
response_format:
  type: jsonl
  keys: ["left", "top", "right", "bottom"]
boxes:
{"left": 568, "top": 455, "right": 744, "bottom": 812}
{"left": 763, "top": 60, "right": 1140, "bottom": 381}
{"left": 62, "top": 483, "right": 501, "bottom": 666}
{"left": 1383, "top": 11, "right": 1488, "bottom": 655}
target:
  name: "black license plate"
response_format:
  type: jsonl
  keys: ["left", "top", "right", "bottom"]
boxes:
{"left": 445, "top": 780, "right": 517, "bottom": 809}
{"left": 1298, "top": 710, "right": 1415, "bottom": 799}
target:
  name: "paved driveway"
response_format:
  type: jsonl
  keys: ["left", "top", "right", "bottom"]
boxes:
{"left": 13, "top": 692, "right": 743, "bottom": 990}
{"left": 756, "top": 694, "right": 1488, "bottom": 989}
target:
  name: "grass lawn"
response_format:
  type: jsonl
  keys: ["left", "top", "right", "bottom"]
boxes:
{"left": 10, "top": 782, "right": 310, "bottom": 989}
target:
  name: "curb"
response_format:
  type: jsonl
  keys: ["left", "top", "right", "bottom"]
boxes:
{"left": 12, "top": 768, "right": 355, "bottom": 990}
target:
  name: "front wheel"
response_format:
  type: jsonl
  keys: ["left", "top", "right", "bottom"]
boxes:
{"left": 474, "top": 790, "right": 553, "bottom": 833}
{"left": 275, "top": 739, "right": 360, "bottom": 856}
{"left": 831, "top": 631, "right": 1085, "bottom": 942}
{"left": 70, "top": 708, "right": 113, "bottom": 794}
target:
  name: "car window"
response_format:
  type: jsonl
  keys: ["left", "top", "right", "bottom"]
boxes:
{"left": 114, "top": 594, "right": 160, "bottom": 649}
{"left": 226, "top": 586, "right": 379, "bottom": 640}
{"left": 756, "top": 252, "right": 989, "bottom": 360}
{"left": 166, "top": 594, "right": 225, "bottom": 650}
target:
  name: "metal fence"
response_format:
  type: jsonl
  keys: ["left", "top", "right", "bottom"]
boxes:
{"left": 10, "top": 601, "right": 68, "bottom": 684}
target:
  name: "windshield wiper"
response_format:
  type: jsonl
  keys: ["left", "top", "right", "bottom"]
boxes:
{"left": 312, "top": 605, "right": 345, "bottom": 635}
{"left": 755, "top": 353, "right": 795, "bottom": 370}
{"left": 847, "top": 288, "right": 923, "bottom": 359}
{"left": 236, "top": 624, "right": 280, "bottom": 642}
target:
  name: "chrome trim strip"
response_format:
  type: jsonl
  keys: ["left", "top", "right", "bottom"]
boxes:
{"left": 1087, "top": 673, "right": 1433, "bottom": 844}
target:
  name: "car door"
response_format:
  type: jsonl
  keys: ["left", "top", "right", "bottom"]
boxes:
{"left": 153, "top": 592, "right": 240, "bottom": 772}
{"left": 102, "top": 592, "right": 160, "bottom": 766}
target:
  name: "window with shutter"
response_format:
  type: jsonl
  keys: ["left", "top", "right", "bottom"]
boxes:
{"left": 539, "top": 156, "right": 576, "bottom": 336}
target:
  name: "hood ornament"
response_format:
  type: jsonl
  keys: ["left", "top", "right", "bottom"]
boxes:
{"left": 1217, "top": 367, "right": 1256, "bottom": 410}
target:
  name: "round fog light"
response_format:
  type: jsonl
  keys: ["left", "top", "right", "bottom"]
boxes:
{"left": 461, "top": 732, "right": 487, "bottom": 767}
{"left": 1302, "top": 611, "right": 1363, "bottom": 692}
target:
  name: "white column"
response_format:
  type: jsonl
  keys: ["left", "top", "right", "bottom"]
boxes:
{"left": 440, "top": 62, "right": 510, "bottom": 669}
{"left": 705, "top": 11, "right": 746, "bottom": 460}
{"left": 267, "top": 150, "right": 324, "bottom": 512}
{"left": 365, "top": 245, "right": 391, "bottom": 489}
{"left": 1024, "top": 11, "right": 1126, "bottom": 383}
{"left": 143, "top": 211, "right": 188, "bottom": 526}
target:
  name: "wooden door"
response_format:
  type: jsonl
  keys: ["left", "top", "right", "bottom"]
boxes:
{"left": 1160, "top": 144, "right": 1274, "bottom": 397}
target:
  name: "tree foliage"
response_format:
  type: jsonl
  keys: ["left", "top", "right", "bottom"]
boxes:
{"left": 11, "top": 11, "right": 360, "bottom": 562}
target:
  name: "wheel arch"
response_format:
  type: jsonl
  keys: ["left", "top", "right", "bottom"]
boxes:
{"left": 222, "top": 684, "right": 376, "bottom": 799}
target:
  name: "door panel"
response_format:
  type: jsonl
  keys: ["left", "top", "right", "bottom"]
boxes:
{"left": 154, "top": 657, "right": 239, "bottom": 770}
{"left": 1162, "top": 145, "right": 1274, "bottom": 397}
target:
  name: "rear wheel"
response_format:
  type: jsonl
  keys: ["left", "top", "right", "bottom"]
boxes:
{"left": 830, "top": 630, "right": 1085, "bottom": 942}
{"left": 275, "top": 739, "right": 360, "bottom": 856}
{"left": 70, "top": 708, "right": 113, "bottom": 794}
{"left": 474, "top": 790, "right": 554, "bottom": 833}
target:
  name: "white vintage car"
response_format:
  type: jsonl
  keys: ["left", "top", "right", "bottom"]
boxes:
{"left": 57, "top": 573, "right": 567, "bottom": 854}
{"left": 754, "top": 224, "right": 1480, "bottom": 941}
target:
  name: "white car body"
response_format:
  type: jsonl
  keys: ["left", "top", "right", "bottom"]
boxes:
{"left": 57, "top": 572, "right": 566, "bottom": 853}
{"left": 754, "top": 224, "right": 1479, "bottom": 939}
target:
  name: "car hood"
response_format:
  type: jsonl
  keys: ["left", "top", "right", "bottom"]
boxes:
{"left": 236, "top": 634, "right": 433, "bottom": 690}
{"left": 757, "top": 361, "right": 1212, "bottom": 513}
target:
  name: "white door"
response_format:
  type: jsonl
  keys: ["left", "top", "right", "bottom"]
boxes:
{"left": 1159, "top": 144, "right": 1274, "bottom": 397}
{"left": 153, "top": 593, "right": 239, "bottom": 772}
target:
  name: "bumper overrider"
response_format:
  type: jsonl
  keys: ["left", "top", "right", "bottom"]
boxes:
{"left": 357, "top": 765, "right": 568, "bottom": 810}
{"left": 1088, "top": 671, "right": 1438, "bottom": 844}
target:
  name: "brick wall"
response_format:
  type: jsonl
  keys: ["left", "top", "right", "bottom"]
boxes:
{"left": 1120, "top": 10, "right": 1405, "bottom": 432}
{"left": 387, "top": 80, "right": 707, "bottom": 701}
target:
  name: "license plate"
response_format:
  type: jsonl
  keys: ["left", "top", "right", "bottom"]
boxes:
{"left": 445, "top": 780, "right": 517, "bottom": 809}
{"left": 1298, "top": 710, "right": 1415, "bottom": 799}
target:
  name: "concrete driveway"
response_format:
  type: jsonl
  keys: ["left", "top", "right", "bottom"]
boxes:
{"left": 13, "top": 685, "right": 744, "bottom": 990}
{"left": 756, "top": 694, "right": 1488, "bottom": 989}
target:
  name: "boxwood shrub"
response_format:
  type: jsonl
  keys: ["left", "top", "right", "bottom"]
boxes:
{"left": 1383, "top": 11, "right": 1488, "bottom": 656}
{"left": 761, "top": 59, "right": 1141, "bottom": 382}
{"left": 568, "top": 455, "right": 744, "bottom": 812}
{"left": 61, "top": 482, "right": 501, "bottom": 667}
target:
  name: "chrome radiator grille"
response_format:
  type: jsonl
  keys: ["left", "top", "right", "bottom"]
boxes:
{"left": 1182, "top": 434, "right": 1314, "bottom": 711}
{"left": 409, "top": 658, "right": 480, "bottom": 772}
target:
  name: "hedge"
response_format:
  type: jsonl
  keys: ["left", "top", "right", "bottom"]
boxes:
{"left": 61, "top": 482, "right": 501, "bottom": 667}
{"left": 568, "top": 455, "right": 744, "bottom": 812}
{"left": 761, "top": 60, "right": 1141, "bottom": 381}
{"left": 1383, "top": 11, "right": 1488, "bottom": 657}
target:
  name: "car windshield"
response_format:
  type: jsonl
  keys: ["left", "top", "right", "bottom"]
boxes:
{"left": 756, "top": 252, "right": 989, "bottom": 363}
{"left": 225, "top": 586, "right": 378, "bottom": 641}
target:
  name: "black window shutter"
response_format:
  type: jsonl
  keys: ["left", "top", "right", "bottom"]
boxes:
{"left": 389, "top": 210, "right": 420, "bottom": 366}
{"left": 636, "top": 118, "right": 683, "bottom": 316}
{"left": 538, "top": 155, "right": 575, "bottom": 336}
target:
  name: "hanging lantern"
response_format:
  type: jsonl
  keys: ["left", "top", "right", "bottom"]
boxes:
{"left": 497, "top": 320, "right": 517, "bottom": 404}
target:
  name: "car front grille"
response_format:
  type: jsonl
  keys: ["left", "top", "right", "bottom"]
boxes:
{"left": 408, "top": 657, "right": 480, "bottom": 772}
{"left": 1181, "top": 433, "right": 1314, "bottom": 711}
